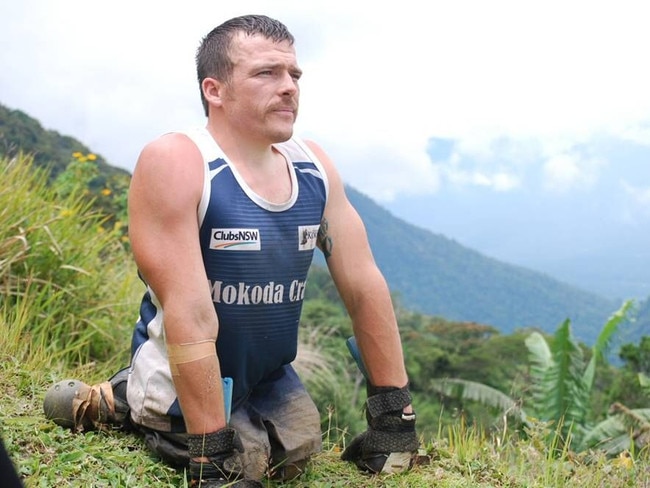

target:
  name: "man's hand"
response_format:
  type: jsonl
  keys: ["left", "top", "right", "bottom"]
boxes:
{"left": 188, "top": 427, "right": 249, "bottom": 487}
{"left": 341, "top": 385, "right": 419, "bottom": 474}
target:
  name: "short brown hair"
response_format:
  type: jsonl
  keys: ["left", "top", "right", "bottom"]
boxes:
{"left": 195, "top": 15, "right": 295, "bottom": 116}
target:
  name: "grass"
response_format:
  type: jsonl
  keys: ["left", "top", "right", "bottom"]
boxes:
{"left": 2, "top": 153, "right": 650, "bottom": 486}
{"left": 3, "top": 352, "right": 649, "bottom": 487}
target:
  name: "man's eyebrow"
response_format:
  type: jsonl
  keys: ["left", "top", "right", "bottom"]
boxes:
{"left": 250, "top": 61, "right": 302, "bottom": 74}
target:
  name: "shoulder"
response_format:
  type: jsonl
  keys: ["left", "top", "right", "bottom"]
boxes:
{"left": 137, "top": 132, "right": 202, "bottom": 169}
{"left": 134, "top": 132, "right": 203, "bottom": 180}
{"left": 130, "top": 132, "right": 205, "bottom": 203}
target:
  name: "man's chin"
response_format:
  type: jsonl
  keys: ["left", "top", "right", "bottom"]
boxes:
{"left": 272, "top": 128, "right": 294, "bottom": 143}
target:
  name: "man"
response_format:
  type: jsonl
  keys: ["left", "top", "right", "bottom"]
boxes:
{"left": 44, "top": 14, "right": 418, "bottom": 486}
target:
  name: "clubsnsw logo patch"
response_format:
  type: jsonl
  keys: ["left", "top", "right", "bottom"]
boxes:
{"left": 298, "top": 225, "right": 320, "bottom": 251}
{"left": 210, "top": 228, "right": 261, "bottom": 251}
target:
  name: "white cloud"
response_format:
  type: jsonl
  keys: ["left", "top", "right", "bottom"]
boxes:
{"left": 542, "top": 154, "right": 605, "bottom": 192}
{"left": 1, "top": 0, "right": 649, "bottom": 202}
{"left": 492, "top": 172, "right": 521, "bottom": 192}
{"left": 314, "top": 137, "right": 441, "bottom": 202}
{"left": 438, "top": 163, "right": 522, "bottom": 192}
{"left": 616, "top": 124, "right": 650, "bottom": 146}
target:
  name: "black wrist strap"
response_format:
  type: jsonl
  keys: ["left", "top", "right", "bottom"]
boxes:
{"left": 366, "top": 385, "right": 412, "bottom": 418}
{"left": 187, "top": 428, "right": 239, "bottom": 458}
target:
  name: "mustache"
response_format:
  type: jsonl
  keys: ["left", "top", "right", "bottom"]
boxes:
{"left": 271, "top": 103, "right": 298, "bottom": 112}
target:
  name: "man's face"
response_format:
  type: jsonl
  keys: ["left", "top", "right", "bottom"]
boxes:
{"left": 220, "top": 33, "right": 302, "bottom": 145}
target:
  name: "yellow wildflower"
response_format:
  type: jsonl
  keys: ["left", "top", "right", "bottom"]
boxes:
{"left": 87, "top": 153, "right": 97, "bottom": 161}
{"left": 72, "top": 151, "right": 83, "bottom": 159}
{"left": 101, "top": 188, "right": 112, "bottom": 196}
{"left": 614, "top": 450, "right": 634, "bottom": 469}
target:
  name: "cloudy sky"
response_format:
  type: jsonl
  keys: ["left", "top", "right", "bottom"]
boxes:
{"left": 1, "top": 0, "right": 649, "bottom": 298}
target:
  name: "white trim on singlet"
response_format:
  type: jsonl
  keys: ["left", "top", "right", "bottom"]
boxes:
{"left": 179, "top": 126, "right": 330, "bottom": 223}
{"left": 291, "top": 138, "right": 330, "bottom": 203}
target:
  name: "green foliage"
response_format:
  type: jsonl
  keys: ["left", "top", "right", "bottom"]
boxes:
{"left": 426, "top": 301, "right": 638, "bottom": 454}
{"left": 583, "top": 403, "right": 650, "bottom": 456}
{"left": 0, "top": 153, "right": 137, "bottom": 369}
{"left": 53, "top": 151, "right": 100, "bottom": 198}
{"left": 641, "top": 373, "right": 650, "bottom": 397}
{"left": 583, "top": 353, "right": 650, "bottom": 456}
{"left": 430, "top": 378, "right": 527, "bottom": 426}
{"left": 603, "top": 334, "right": 650, "bottom": 410}
{"left": 523, "top": 302, "right": 635, "bottom": 449}
{"left": 53, "top": 151, "right": 130, "bottom": 236}
{"left": 399, "top": 315, "right": 533, "bottom": 434}
{"left": 620, "top": 336, "right": 650, "bottom": 375}
{"left": 526, "top": 322, "right": 590, "bottom": 445}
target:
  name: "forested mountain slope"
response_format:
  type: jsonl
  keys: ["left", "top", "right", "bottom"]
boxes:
{"left": 340, "top": 187, "right": 621, "bottom": 345}
{"left": 0, "top": 102, "right": 129, "bottom": 184}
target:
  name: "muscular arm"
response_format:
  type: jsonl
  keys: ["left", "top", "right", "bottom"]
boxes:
{"left": 128, "top": 133, "right": 226, "bottom": 436}
{"left": 306, "top": 141, "right": 409, "bottom": 391}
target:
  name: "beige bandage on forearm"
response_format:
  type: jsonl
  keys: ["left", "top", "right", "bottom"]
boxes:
{"left": 167, "top": 339, "right": 217, "bottom": 376}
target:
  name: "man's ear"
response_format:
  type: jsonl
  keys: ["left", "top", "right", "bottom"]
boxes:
{"left": 201, "top": 77, "right": 223, "bottom": 108}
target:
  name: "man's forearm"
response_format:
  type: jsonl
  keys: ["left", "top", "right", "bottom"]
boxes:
{"left": 172, "top": 354, "right": 227, "bottom": 434}
{"left": 347, "top": 271, "right": 408, "bottom": 388}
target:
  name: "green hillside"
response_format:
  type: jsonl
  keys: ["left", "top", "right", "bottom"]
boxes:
{"left": 343, "top": 187, "right": 621, "bottom": 345}
{"left": 0, "top": 100, "right": 627, "bottom": 345}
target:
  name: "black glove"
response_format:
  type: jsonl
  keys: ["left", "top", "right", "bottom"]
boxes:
{"left": 188, "top": 428, "right": 261, "bottom": 487}
{"left": 341, "top": 385, "right": 418, "bottom": 474}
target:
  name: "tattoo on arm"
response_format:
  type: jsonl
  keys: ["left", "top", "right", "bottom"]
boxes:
{"left": 318, "top": 217, "right": 333, "bottom": 260}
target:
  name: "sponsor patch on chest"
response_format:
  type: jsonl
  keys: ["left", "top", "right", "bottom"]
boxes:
{"left": 298, "top": 224, "right": 320, "bottom": 251}
{"left": 210, "top": 228, "right": 261, "bottom": 251}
